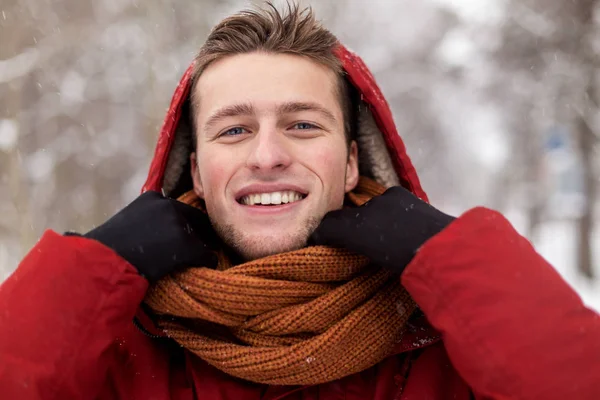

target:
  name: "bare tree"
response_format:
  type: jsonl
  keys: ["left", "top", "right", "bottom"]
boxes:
{"left": 572, "top": 0, "right": 599, "bottom": 279}
{"left": 490, "top": 0, "right": 599, "bottom": 278}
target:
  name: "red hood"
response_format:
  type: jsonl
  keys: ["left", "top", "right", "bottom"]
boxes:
{"left": 136, "top": 43, "right": 436, "bottom": 348}
{"left": 141, "top": 44, "right": 428, "bottom": 202}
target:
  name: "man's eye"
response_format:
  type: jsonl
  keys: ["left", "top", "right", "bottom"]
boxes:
{"left": 220, "top": 127, "right": 247, "bottom": 137}
{"left": 293, "top": 122, "right": 317, "bottom": 130}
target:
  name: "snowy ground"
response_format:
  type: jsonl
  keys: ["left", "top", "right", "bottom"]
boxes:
{"left": 536, "top": 222, "right": 600, "bottom": 312}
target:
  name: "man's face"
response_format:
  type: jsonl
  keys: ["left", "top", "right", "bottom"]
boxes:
{"left": 190, "top": 52, "right": 359, "bottom": 260}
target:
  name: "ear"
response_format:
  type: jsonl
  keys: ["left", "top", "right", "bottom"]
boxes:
{"left": 344, "top": 141, "right": 359, "bottom": 192}
{"left": 190, "top": 152, "right": 205, "bottom": 199}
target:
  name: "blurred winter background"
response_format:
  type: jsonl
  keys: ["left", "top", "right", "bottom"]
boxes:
{"left": 0, "top": 0, "right": 598, "bottom": 309}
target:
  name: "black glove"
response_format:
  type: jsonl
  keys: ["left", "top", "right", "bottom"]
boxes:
{"left": 76, "top": 191, "right": 217, "bottom": 282}
{"left": 310, "top": 186, "right": 455, "bottom": 274}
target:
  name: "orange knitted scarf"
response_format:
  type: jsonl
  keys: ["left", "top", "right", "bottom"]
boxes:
{"left": 144, "top": 177, "right": 417, "bottom": 385}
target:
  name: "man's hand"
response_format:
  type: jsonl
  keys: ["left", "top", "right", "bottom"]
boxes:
{"left": 79, "top": 191, "right": 217, "bottom": 282}
{"left": 310, "top": 186, "right": 455, "bottom": 274}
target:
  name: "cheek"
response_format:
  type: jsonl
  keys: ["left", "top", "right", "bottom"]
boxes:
{"left": 321, "top": 144, "right": 348, "bottom": 174}
{"left": 317, "top": 148, "right": 337, "bottom": 169}
{"left": 197, "top": 150, "right": 235, "bottom": 198}
{"left": 304, "top": 142, "right": 348, "bottom": 189}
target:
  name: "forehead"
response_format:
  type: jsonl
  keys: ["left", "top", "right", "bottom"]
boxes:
{"left": 194, "top": 52, "right": 342, "bottom": 119}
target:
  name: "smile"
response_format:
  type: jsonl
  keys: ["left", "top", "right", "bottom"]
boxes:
{"left": 238, "top": 191, "right": 307, "bottom": 206}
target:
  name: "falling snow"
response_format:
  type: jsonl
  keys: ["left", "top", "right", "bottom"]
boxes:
{"left": 0, "top": 0, "right": 598, "bottom": 311}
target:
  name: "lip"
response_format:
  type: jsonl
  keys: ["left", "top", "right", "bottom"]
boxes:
{"left": 234, "top": 183, "right": 309, "bottom": 202}
{"left": 237, "top": 200, "right": 305, "bottom": 215}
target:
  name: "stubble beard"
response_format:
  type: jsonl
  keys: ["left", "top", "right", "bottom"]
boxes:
{"left": 209, "top": 215, "right": 322, "bottom": 261}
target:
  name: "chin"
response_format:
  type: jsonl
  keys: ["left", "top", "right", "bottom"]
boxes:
{"left": 213, "top": 218, "right": 320, "bottom": 261}
{"left": 234, "top": 233, "right": 309, "bottom": 261}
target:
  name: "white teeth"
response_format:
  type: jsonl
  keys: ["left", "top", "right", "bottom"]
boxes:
{"left": 240, "top": 190, "right": 304, "bottom": 205}
{"left": 260, "top": 193, "right": 269, "bottom": 204}
{"left": 271, "top": 192, "right": 282, "bottom": 205}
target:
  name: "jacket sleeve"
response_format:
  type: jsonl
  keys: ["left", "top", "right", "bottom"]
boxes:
{"left": 0, "top": 230, "right": 148, "bottom": 400}
{"left": 401, "top": 207, "right": 600, "bottom": 400}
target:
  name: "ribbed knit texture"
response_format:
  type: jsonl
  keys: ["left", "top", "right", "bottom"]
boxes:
{"left": 144, "top": 177, "right": 416, "bottom": 385}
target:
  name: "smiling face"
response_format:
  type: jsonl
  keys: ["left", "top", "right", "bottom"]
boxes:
{"left": 190, "top": 52, "right": 359, "bottom": 260}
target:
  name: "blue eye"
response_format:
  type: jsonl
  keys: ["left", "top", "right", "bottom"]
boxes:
{"left": 221, "top": 127, "right": 246, "bottom": 136}
{"left": 293, "top": 122, "right": 316, "bottom": 130}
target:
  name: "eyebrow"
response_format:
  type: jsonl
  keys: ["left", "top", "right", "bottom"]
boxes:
{"left": 203, "top": 103, "right": 255, "bottom": 132}
{"left": 276, "top": 101, "right": 337, "bottom": 125}
{"left": 202, "top": 101, "right": 338, "bottom": 133}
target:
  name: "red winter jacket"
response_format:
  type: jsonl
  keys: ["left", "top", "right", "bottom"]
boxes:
{"left": 1, "top": 45, "right": 599, "bottom": 400}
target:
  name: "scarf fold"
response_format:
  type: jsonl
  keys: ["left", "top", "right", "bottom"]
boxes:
{"left": 144, "top": 177, "right": 417, "bottom": 385}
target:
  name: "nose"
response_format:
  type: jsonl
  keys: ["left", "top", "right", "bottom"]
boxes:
{"left": 245, "top": 125, "right": 292, "bottom": 172}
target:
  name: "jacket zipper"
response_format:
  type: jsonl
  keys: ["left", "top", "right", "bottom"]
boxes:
{"left": 132, "top": 317, "right": 165, "bottom": 339}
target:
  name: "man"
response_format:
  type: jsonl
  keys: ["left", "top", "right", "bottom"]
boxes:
{"left": 1, "top": 3, "right": 599, "bottom": 400}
